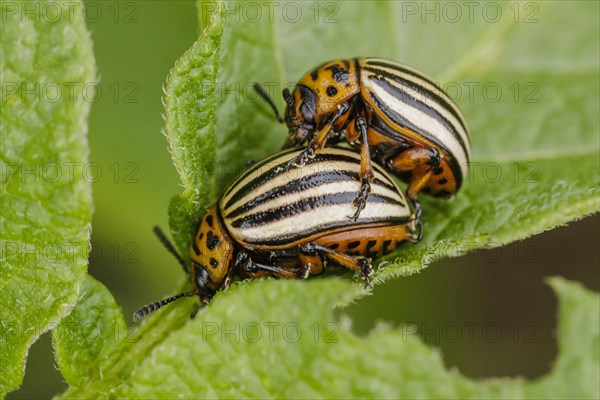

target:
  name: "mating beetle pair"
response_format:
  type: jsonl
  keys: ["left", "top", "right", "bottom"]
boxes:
{"left": 134, "top": 148, "right": 421, "bottom": 321}
{"left": 134, "top": 57, "right": 469, "bottom": 321}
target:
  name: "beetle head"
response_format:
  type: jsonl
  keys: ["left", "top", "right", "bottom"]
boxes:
{"left": 283, "top": 85, "right": 318, "bottom": 145}
{"left": 133, "top": 216, "right": 234, "bottom": 322}
{"left": 190, "top": 205, "right": 235, "bottom": 296}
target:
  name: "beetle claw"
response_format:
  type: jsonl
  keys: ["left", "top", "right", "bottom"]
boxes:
{"left": 350, "top": 179, "right": 371, "bottom": 220}
{"left": 357, "top": 258, "right": 373, "bottom": 288}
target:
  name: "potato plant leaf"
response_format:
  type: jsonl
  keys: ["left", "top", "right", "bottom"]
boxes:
{"left": 52, "top": 276, "right": 127, "bottom": 389}
{"left": 57, "top": 0, "right": 599, "bottom": 398}
{"left": 0, "top": 0, "right": 95, "bottom": 395}
{"left": 59, "top": 276, "right": 599, "bottom": 399}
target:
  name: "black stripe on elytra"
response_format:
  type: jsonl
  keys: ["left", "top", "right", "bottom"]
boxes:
{"left": 369, "top": 109, "right": 413, "bottom": 143}
{"left": 365, "top": 70, "right": 469, "bottom": 157}
{"left": 244, "top": 215, "right": 412, "bottom": 246}
{"left": 223, "top": 151, "right": 365, "bottom": 209}
{"left": 370, "top": 76, "right": 469, "bottom": 160}
{"left": 364, "top": 59, "right": 468, "bottom": 135}
{"left": 225, "top": 170, "right": 400, "bottom": 219}
{"left": 222, "top": 148, "right": 298, "bottom": 198}
{"left": 231, "top": 192, "right": 405, "bottom": 229}
{"left": 368, "top": 89, "right": 463, "bottom": 188}
{"left": 364, "top": 64, "right": 469, "bottom": 144}
{"left": 366, "top": 60, "right": 446, "bottom": 97}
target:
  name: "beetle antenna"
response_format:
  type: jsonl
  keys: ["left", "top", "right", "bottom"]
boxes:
{"left": 254, "top": 83, "right": 283, "bottom": 123}
{"left": 133, "top": 290, "right": 198, "bottom": 322}
{"left": 282, "top": 88, "right": 294, "bottom": 107}
{"left": 153, "top": 226, "right": 187, "bottom": 275}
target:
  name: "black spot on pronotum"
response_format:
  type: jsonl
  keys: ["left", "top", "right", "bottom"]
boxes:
{"left": 367, "top": 240, "right": 377, "bottom": 249}
{"left": 210, "top": 258, "right": 218, "bottom": 269}
{"left": 206, "top": 231, "right": 221, "bottom": 250}
{"left": 329, "top": 243, "right": 339, "bottom": 250}
{"left": 192, "top": 241, "right": 201, "bottom": 256}
{"left": 325, "top": 64, "right": 349, "bottom": 83}
{"left": 310, "top": 68, "right": 319, "bottom": 81}
{"left": 326, "top": 86, "right": 338, "bottom": 97}
{"left": 198, "top": 232, "right": 204, "bottom": 240}
{"left": 437, "top": 189, "right": 451, "bottom": 197}
{"left": 348, "top": 241, "right": 361, "bottom": 249}
{"left": 383, "top": 240, "right": 392, "bottom": 251}
{"left": 206, "top": 215, "right": 214, "bottom": 227}
{"left": 434, "top": 167, "right": 444, "bottom": 175}
{"left": 438, "top": 178, "right": 448, "bottom": 185}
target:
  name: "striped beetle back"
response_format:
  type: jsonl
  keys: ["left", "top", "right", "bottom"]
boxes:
{"left": 360, "top": 58, "right": 471, "bottom": 183}
{"left": 220, "top": 147, "right": 413, "bottom": 247}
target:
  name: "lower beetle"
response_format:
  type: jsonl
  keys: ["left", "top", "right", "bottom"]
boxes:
{"left": 134, "top": 147, "right": 421, "bottom": 321}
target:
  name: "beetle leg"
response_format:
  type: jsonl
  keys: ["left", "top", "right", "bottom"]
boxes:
{"left": 297, "top": 247, "right": 324, "bottom": 276}
{"left": 311, "top": 102, "right": 351, "bottom": 149}
{"left": 300, "top": 243, "right": 373, "bottom": 288}
{"left": 289, "top": 102, "right": 350, "bottom": 168}
{"left": 237, "top": 251, "right": 308, "bottom": 280}
{"left": 390, "top": 147, "right": 441, "bottom": 205}
{"left": 350, "top": 118, "right": 375, "bottom": 221}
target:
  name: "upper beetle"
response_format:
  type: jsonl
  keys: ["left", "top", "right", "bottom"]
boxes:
{"left": 255, "top": 57, "right": 471, "bottom": 219}
{"left": 134, "top": 147, "right": 421, "bottom": 321}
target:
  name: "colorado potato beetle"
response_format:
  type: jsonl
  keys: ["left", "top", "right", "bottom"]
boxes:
{"left": 134, "top": 147, "right": 421, "bottom": 321}
{"left": 255, "top": 57, "right": 471, "bottom": 219}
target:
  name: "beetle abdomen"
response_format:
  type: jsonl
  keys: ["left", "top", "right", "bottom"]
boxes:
{"left": 360, "top": 58, "right": 471, "bottom": 182}
{"left": 220, "top": 148, "right": 413, "bottom": 247}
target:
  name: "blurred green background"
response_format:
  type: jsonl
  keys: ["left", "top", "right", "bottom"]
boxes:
{"left": 9, "top": 1, "right": 599, "bottom": 398}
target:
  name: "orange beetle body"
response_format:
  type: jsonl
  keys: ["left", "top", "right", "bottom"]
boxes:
{"left": 263, "top": 57, "right": 471, "bottom": 219}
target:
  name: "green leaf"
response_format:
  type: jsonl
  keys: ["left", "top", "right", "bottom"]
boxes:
{"left": 58, "top": 0, "right": 599, "bottom": 397}
{"left": 63, "top": 277, "right": 597, "bottom": 399}
{"left": 525, "top": 278, "right": 600, "bottom": 398}
{"left": 0, "top": 0, "right": 95, "bottom": 396}
{"left": 52, "top": 276, "right": 127, "bottom": 389}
